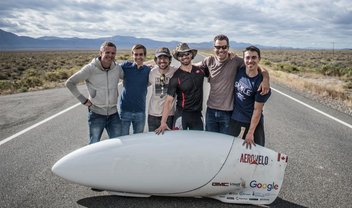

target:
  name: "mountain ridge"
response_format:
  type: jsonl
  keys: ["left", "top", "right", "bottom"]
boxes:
{"left": 0, "top": 29, "right": 277, "bottom": 50}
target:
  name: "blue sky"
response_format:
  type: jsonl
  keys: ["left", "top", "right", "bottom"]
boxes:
{"left": 1, "top": 0, "right": 351, "bottom": 49}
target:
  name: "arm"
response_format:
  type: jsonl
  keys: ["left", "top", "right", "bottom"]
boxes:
{"left": 148, "top": 66, "right": 157, "bottom": 86}
{"left": 193, "top": 61, "right": 202, "bottom": 67}
{"left": 243, "top": 102, "right": 264, "bottom": 149}
{"left": 119, "top": 63, "right": 125, "bottom": 80}
{"left": 155, "top": 95, "right": 174, "bottom": 135}
{"left": 65, "top": 66, "right": 92, "bottom": 106}
{"left": 258, "top": 67, "right": 270, "bottom": 95}
{"left": 198, "top": 58, "right": 209, "bottom": 78}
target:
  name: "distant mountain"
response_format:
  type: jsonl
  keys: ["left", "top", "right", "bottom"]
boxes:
{"left": 0, "top": 29, "right": 274, "bottom": 50}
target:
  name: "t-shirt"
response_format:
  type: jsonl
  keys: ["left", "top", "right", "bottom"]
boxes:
{"left": 167, "top": 65, "right": 204, "bottom": 112}
{"left": 120, "top": 61, "right": 150, "bottom": 112}
{"left": 231, "top": 66, "right": 271, "bottom": 123}
{"left": 148, "top": 66, "right": 177, "bottom": 116}
{"left": 201, "top": 55, "right": 243, "bottom": 111}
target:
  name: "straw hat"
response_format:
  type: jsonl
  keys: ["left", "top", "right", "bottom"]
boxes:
{"left": 172, "top": 43, "right": 197, "bottom": 61}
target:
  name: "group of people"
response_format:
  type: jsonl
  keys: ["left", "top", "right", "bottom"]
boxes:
{"left": 65, "top": 34, "right": 271, "bottom": 149}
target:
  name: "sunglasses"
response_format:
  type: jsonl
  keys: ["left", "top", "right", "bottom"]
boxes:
{"left": 133, "top": 53, "right": 144, "bottom": 56}
{"left": 160, "top": 74, "right": 166, "bottom": 85}
{"left": 178, "top": 52, "right": 191, "bottom": 57}
{"left": 214, "top": 45, "right": 228, "bottom": 50}
{"left": 160, "top": 74, "right": 166, "bottom": 98}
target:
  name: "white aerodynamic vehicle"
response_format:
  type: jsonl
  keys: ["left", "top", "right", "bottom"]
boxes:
{"left": 52, "top": 130, "right": 288, "bottom": 205}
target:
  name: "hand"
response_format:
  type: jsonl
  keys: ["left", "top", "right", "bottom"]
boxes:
{"left": 258, "top": 82, "right": 270, "bottom": 95}
{"left": 155, "top": 123, "right": 170, "bottom": 135}
{"left": 84, "top": 99, "right": 92, "bottom": 107}
{"left": 228, "top": 51, "right": 237, "bottom": 59}
{"left": 242, "top": 134, "right": 256, "bottom": 149}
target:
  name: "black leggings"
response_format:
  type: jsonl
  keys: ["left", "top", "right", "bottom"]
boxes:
{"left": 174, "top": 110, "right": 203, "bottom": 130}
{"left": 229, "top": 119, "right": 265, "bottom": 146}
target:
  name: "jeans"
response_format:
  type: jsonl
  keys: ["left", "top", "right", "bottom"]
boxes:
{"left": 120, "top": 111, "right": 145, "bottom": 136}
{"left": 88, "top": 111, "right": 121, "bottom": 144}
{"left": 148, "top": 115, "right": 174, "bottom": 132}
{"left": 205, "top": 107, "right": 232, "bottom": 135}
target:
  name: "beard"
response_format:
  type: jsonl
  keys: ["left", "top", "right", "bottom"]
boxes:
{"left": 158, "top": 62, "right": 169, "bottom": 70}
{"left": 181, "top": 59, "right": 191, "bottom": 66}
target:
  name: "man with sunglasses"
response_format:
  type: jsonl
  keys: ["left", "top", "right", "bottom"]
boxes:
{"left": 155, "top": 43, "right": 205, "bottom": 134}
{"left": 119, "top": 44, "right": 151, "bottom": 135}
{"left": 148, "top": 47, "right": 177, "bottom": 131}
{"left": 199, "top": 34, "right": 270, "bottom": 135}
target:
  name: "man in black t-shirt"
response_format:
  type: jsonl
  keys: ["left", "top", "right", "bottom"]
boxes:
{"left": 155, "top": 43, "right": 205, "bottom": 134}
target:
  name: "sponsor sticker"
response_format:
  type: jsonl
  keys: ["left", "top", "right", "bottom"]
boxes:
{"left": 252, "top": 191, "right": 277, "bottom": 197}
{"left": 249, "top": 180, "right": 279, "bottom": 191}
{"left": 277, "top": 153, "right": 288, "bottom": 162}
{"left": 240, "top": 153, "right": 269, "bottom": 165}
{"left": 260, "top": 198, "right": 270, "bottom": 201}
{"left": 212, "top": 182, "right": 245, "bottom": 188}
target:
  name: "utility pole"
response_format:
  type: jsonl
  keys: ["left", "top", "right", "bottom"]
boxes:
{"left": 332, "top": 41, "right": 335, "bottom": 57}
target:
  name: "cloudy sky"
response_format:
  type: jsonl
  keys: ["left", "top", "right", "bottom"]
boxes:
{"left": 1, "top": 0, "right": 351, "bottom": 49}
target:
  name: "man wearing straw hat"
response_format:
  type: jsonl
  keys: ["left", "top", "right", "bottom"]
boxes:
{"left": 155, "top": 43, "right": 205, "bottom": 134}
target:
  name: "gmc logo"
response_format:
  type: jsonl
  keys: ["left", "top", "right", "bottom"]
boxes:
{"left": 212, "top": 182, "right": 229, "bottom": 186}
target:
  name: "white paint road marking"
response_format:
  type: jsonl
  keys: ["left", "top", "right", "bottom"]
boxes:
{"left": 272, "top": 87, "right": 352, "bottom": 129}
{"left": 0, "top": 103, "right": 81, "bottom": 146}
{"left": 1, "top": 87, "right": 351, "bottom": 147}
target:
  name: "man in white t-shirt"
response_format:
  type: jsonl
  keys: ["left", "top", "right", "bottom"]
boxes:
{"left": 148, "top": 47, "right": 177, "bottom": 131}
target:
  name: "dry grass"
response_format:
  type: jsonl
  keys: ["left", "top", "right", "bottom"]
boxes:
{"left": 257, "top": 50, "right": 352, "bottom": 110}
{"left": 0, "top": 49, "right": 351, "bottom": 110}
{"left": 0, "top": 50, "right": 154, "bottom": 94}
{"left": 266, "top": 68, "right": 352, "bottom": 108}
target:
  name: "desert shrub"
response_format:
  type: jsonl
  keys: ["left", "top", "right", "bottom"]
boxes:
{"left": 262, "top": 59, "right": 272, "bottom": 66}
{"left": 68, "top": 67, "right": 80, "bottom": 76}
{"left": 45, "top": 69, "right": 70, "bottom": 81}
{"left": 0, "top": 80, "right": 14, "bottom": 92}
{"left": 343, "top": 67, "right": 352, "bottom": 77}
{"left": 23, "top": 68, "right": 42, "bottom": 77}
{"left": 45, "top": 71, "right": 61, "bottom": 82}
{"left": 57, "top": 70, "right": 69, "bottom": 79}
{"left": 3, "top": 64, "right": 11, "bottom": 69}
{"left": 319, "top": 65, "right": 351, "bottom": 77}
{"left": 275, "top": 63, "right": 300, "bottom": 73}
{"left": 119, "top": 54, "right": 130, "bottom": 60}
{"left": 19, "top": 76, "right": 43, "bottom": 88}
{"left": 0, "top": 72, "right": 8, "bottom": 80}
{"left": 345, "top": 80, "right": 352, "bottom": 89}
{"left": 17, "top": 66, "right": 26, "bottom": 72}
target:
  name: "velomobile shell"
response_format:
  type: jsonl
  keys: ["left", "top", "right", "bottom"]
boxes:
{"left": 52, "top": 131, "right": 234, "bottom": 194}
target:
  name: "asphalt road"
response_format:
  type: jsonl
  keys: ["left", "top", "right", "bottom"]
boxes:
{"left": 1, "top": 55, "right": 352, "bottom": 208}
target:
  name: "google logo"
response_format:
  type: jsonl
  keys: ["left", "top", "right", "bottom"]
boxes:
{"left": 250, "top": 180, "right": 279, "bottom": 191}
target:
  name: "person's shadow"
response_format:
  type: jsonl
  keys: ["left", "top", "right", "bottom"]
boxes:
{"left": 77, "top": 195, "right": 307, "bottom": 208}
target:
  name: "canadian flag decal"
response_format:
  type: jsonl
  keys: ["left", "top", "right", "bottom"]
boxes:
{"left": 277, "top": 153, "right": 288, "bottom": 162}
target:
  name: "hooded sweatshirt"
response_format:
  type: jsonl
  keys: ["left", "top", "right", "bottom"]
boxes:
{"left": 65, "top": 57, "right": 123, "bottom": 115}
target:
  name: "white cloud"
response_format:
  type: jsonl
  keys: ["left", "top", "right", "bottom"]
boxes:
{"left": 0, "top": 0, "right": 351, "bottom": 48}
